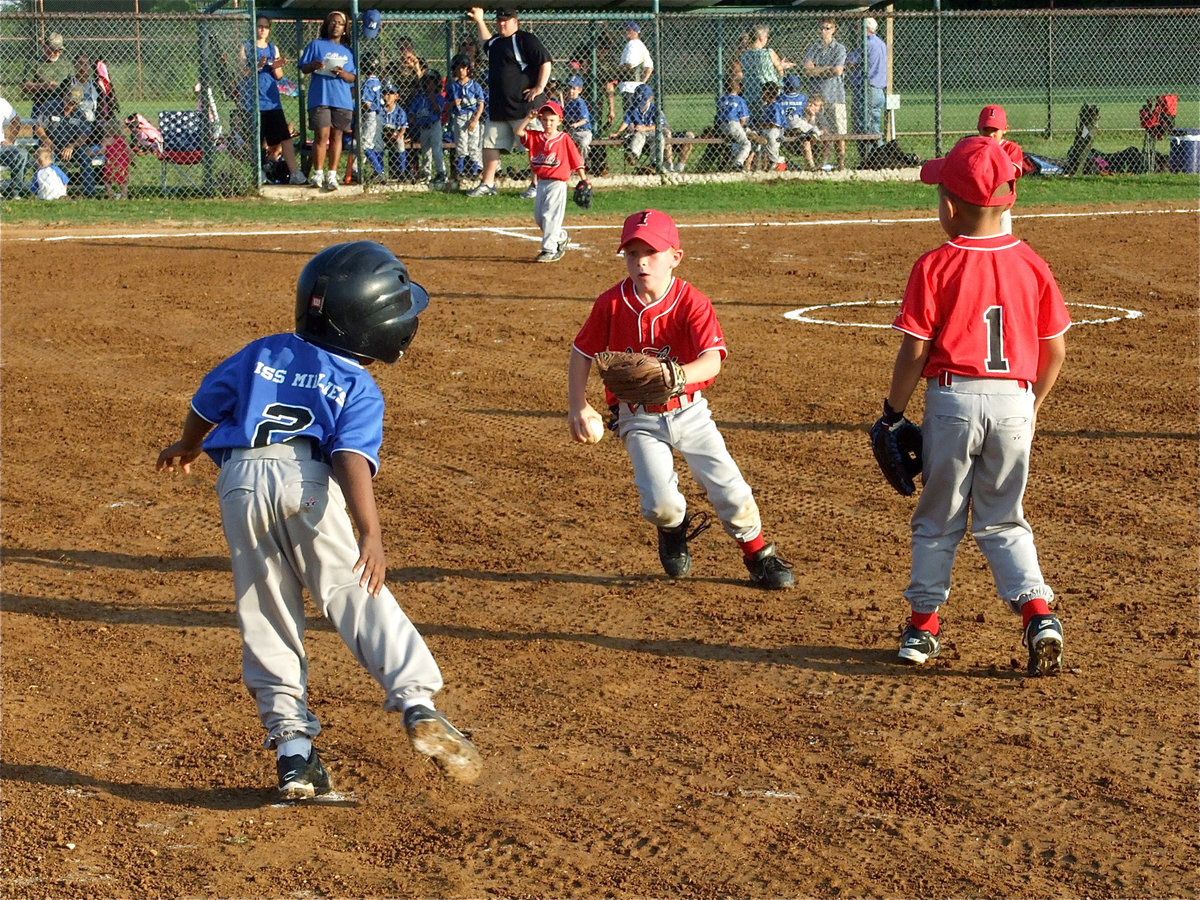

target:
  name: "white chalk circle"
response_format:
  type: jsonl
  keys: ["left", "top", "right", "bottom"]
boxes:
{"left": 783, "top": 300, "right": 1142, "bottom": 328}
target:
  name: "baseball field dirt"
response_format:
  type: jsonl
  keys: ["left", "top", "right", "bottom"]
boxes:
{"left": 1, "top": 205, "right": 1197, "bottom": 899}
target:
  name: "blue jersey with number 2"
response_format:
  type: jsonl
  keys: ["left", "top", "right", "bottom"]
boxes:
{"left": 191, "top": 332, "right": 384, "bottom": 474}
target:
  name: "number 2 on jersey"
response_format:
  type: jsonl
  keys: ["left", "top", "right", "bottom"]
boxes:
{"left": 983, "top": 305, "right": 1010, "bottom": 374}
{"left": 252, "top": 403, "right": 315, "bottom": 447}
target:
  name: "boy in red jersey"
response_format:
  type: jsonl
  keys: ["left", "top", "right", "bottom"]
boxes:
{"left": 878, "top": 136, "right": 1071, "bottom": 676}
{"left": 567, "top": 209, "right": 794, "bottom": 589}
{"left": 516, "top": 99, "right": 588, "bottom": 263}
{"left": 977, "top": 104, "right": 1032, "bottom": 234}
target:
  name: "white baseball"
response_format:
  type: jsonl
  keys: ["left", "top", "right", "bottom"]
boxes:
{"left": 583, "top": 417, "right": 605, "bottom": 444}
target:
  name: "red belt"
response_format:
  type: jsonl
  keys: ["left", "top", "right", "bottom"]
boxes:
{"left": 627, "top": 392, "right": 696, "bottom": 413}
{"left": 937, "top": 372, "right": 1028, "bottom": 389}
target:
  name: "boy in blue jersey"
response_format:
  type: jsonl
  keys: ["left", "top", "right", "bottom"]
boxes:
{"left": 408, "top": 70, "right": 447, "bottom": 187}
{"left": 562, "top": 74, "right": 593, "bottom": 162}
{"left": 610, "top": 83, "right": 690, "bottom": 174}
{"left": 447, "top": 54, "right": 485, "bottom": 181}
{"left": 379, "top": 83, "right": 408, "bottom": 181}
{"left": 157, "top": 242, "right": 482, "bottom": 799}
{"left": 715, "top": 79, "right": 752, "bottom": 172}
{"left": 749, "top": 82, "right": 787, "bottom": 172}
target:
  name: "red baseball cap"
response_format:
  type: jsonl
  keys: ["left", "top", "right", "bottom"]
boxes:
{"left": 619, "top": 209, "right": 680, "bottom": 252}
{"left": 978, "top": 104, "right": 1007, "bottom": 131}
{"left": 537, "top": 100, "right": 564, "bottom": 118}
{"left": 920, "top": 135, "right": 1016, "bottom": 207}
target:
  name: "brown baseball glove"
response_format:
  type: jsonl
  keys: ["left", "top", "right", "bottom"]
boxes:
{"left": 594, "top": 351, "right": 687, "bottom": 406}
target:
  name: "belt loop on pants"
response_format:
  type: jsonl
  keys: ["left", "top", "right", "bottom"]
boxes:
{"left": 627, "top": 391, "right": 699, "bottom": 414}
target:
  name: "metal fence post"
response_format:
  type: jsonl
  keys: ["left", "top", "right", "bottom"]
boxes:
{"left": 1045, "top": 8, "right": 1054, "bottom": 139}
{"left": 933, "top": 0, "right": 942, "bottom": 158}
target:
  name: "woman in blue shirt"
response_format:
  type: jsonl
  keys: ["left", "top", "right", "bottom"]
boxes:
{"left": 299, "top": 10, "right": 356, "bottom": 191}
{"left": 240, "top": 16, "right": 305, "bottom": 185}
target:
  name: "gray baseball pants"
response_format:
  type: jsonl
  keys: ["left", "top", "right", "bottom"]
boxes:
{"left": 617, "top": 395, "right": 762, "bottom": 541}
{"left": 216, "top": 441, "right": 443, "bottom": 747}
{"left": 904, "top": 376, "right": 1050, "bottom": 614}
{"left": 534, "top": 178, "right": 568, "bottom": 253}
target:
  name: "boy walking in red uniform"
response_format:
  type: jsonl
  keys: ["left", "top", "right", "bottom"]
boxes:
{"left": 878, "top": 136, "right": 1071, "bottom": 676}
{"left": 567, "top": 209, "right": 794, "bottom": 589}
{"left": 516, "top": 99, "right": 588, "bottom": 263}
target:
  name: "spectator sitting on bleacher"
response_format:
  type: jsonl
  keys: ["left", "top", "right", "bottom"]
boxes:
{"left": 34, "top": 83, "right": 97, "bottom": 196}
{"left": 610, "top": 83, "right": 691, "bottom": 175}
{"left": 778, "top": 74, "right": 808, "bottom": 131}
{"left": 792, "top": 95, "right": 824, "bottom": 170}
{"left": 0, "top": 95, "right": 32, "bottom": 200}
{"left": 563, "top": 74, "right": 592, "bottom": 162}
{"left": 68, "top": 54, "right": 100, "bottom": 129}
{"left": 715, "top": 79, "right": 753, "bottom": 173}
{"left": 22, "top": 32, "right": 71, "bottom": 119}
{"left": 30, "top": 145, "right": 68, "bottom": 200}
{"left": 749, "top": 82, "right": 787, "bottom": 172}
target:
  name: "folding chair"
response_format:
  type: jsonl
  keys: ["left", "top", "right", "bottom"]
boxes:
{"left": 158, "top": 109, "right": 205, "bottom": 193}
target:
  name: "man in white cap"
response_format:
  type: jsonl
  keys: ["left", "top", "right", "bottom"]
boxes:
{"left": 22, "top": 31, "right": 71, "bottom": 118}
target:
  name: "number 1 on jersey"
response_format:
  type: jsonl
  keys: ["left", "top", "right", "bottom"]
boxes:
{"left": 983, "top": 305, "right": 1010, "bottom": 374}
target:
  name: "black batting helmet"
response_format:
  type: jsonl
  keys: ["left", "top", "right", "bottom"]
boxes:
{"left": 295, "top": 241, "right": 429, "bottom": 364}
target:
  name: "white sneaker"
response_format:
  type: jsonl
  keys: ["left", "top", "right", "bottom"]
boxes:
{"left": 288, "top": 170, "right": 308, "bottom": 185}
{"left": 466, "top": 183, "right": 496, "bottom": 197}
{"left": 519, "top": 184, "right": 538, "bottom": 199}
{"left": 307, "top": 169, "right": 324, "bottom": 187}
{"left": 322, "top": 171, "right": 339, "bottom": 192}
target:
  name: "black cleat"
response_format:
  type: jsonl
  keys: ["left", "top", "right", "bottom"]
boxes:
{"left": 743, "top": 543, "right": 794, "bottom": 590}
{"left": 276, "top": 749, "right": 332, "bottom": 800}
{"left": 656, "top": 512, "right": 712, "bottom": 577}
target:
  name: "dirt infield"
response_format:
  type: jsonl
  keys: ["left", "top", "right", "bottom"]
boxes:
{"left": 2, "top": 206, "right": 1197, "bottom": 899}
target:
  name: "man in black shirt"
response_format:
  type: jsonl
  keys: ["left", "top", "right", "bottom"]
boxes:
{"left": 465, "top": 6, "right": 551, "bottom": 196}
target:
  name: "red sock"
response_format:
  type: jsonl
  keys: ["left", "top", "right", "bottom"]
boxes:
{"left": 738, "top": 535, "right": 767, "bottom": 557}
{"left": 910, "top": 610, "right": 939, "bottom": 635}
{"left": 1020, "top": 596, "right": 1052, "bottom": 627}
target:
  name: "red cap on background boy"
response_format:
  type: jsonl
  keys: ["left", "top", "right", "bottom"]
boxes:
{"left": 978, "top": 104, "right": 1008, "bottom": 131}
{"left": 538, "top": 100, "right": 564, "bottom": 118}
{"left": 619, "top": 209, "right": 680, "bottom": 251}
{"left": 920, "top": 136, "right": 1016, "bottom": 207}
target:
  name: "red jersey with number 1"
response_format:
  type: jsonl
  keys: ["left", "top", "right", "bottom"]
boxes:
{"left": 521, "top": 130, "right": 583, "bottom": 182}
{"left": 573, "top": 276, "right": 727, "bottom": 406}
{"left": 892, "top": 234, "right": 1070, "bottom": 383}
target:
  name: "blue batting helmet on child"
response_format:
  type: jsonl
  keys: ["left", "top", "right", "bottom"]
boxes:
{"left": 783, "top": 74, "right": 801, "bottom": 91}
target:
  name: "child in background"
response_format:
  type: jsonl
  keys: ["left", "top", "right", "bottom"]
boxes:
{"left": 515, "top": 99, "right": 587, "bottom": 263}
{"left": 408, "top": 70, "right": 446, "bottom": 187}
{"left": 562, "top": 74, "right": 593, "bottom": 163}
{"left": 101, "top": 116, "right": 132, "bottom": 198}
{"left": 750, "top": 81, "right": 786, "bottom": 172}
{"left": 568, "top": 209, "right": 794, "bottom": 590}
{"left": 359, "top": 54, "right": 386, "bottom": 183}
{"left": 794, "top": 95, "right": 825, "bottom": 170}
{"left": 715, "top": 78, "right": 753, "bottom": 172}
{"left": 379, "top": 83, "right": 408, "bottom": 182}
{"left": 446, "top": 54, "right": 484, "bottom": 182}
{"left": 610, "top": 83, "right": 690, "bottom": 174}
{"left": 156, "top": 241, "right": 483, "bottom": 797}
{"left": 31, "top": 145, "right": 68, "bottom": 199}
{"left": 977, "top": 104, "right": 1032, "bottom": 234}
{"left": 878, "top": 136, "right": 1069, "bottom": 677}
{"left": 778, "top": 73, "right": 808, "bottom": 132}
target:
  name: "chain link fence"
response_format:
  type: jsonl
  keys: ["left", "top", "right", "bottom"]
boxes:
{"left": 1, "top": 7, "right": 1196, "bottom": 199}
